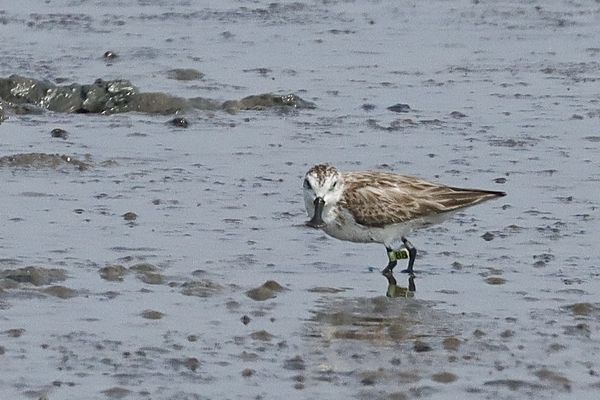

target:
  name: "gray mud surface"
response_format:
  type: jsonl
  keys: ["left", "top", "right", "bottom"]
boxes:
{"left": 1, "top": 1, "right": 600, "bottom": 399}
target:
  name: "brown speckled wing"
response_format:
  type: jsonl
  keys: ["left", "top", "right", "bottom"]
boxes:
{"left": 340, "top": 171, "right": 504, "bottom": 227}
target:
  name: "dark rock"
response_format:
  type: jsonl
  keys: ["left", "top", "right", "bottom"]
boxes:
{"left": 180, "top": 280, "right": 224, "bottom": 297}
{"left": 141, "top": 310, "right": 164, "bottom": 320}
{"left": 0, "top": 267, "right": 67, "bottom": 286}
{"left": 99, "top": 265, "right": 127, "bottom": 281}
{"left": 0, "top": 153, "right": 90, "bottom": 171}
{"left": 387, "top": 103, "right": 411, "bottom": 113}
{"left": 42, "top": 286, "right": 77, "bottom": 299}
{"left": 481, "top": 231, "right": 495, "bottom": 241}
{"left": 283, "top": 355, "right": 305, "bottom": 370}
{"left": 245, "top": 280, "right": 286, "bottom": 301}
{"left": 413, "top": 341, "right": 432, "bottom": 352}
{"left": 432, "top": 372, "right": 458, "bottom": 383}
{"left": 103, "top": 51, "right": 118, "bottom": 60}
{"left": 3, "top": 328, "right": 25, "bottom": 337}
{"left": 240, "top": 315, "right": 251, "bottom": 325}
{"left": 449, "top": 111, "right": 467, "bottom": 118}
{"left": 485, "top": 276, "right": 506, "bottom": 285}
{"left": 51, "top": 128, "right": 68, "bottom": 139}
{"left": 122, "top": 212, "right": 137, "bottom": 221}
{"left": 168, "top": 117, "right": 189, "bottom": 128}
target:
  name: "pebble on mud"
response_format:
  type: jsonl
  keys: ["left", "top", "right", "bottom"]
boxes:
{"left": 431, "top": 372, "right": 458, "bottom": 383}
{"left": 50, "top": 128, "right": 68, "bottom": 139}
{"left": 413, "top": 341, "right": 432, "bottom": 353}
{"left": 485, "top": 276, "right": 506, "bottom": 285}
{"left": 168, "top": 117, "right": 189, "bottom": 128}
{"left": 42, "top": 285, "right": 77, "bottom": 299}
{"left": 240, "top": 315, "right": 251, "bottom": 325}
{"left": 141, "top": 310, "right": 165, "bottom": 320}
{"left": 481, "top": 232, "right": 495, "bottom": 241}
{"left": 3, "top": 328, "right": 25, "bottom": 338}
{"left": 442, "top": 337, "right": 461, "bottom": 351}
{"left": 0, "top": 267, "right": 67, "bottom": 287}
{"left": 283, "top": 355, "right": 305, "bottom": 371}
{"left": 250, "top": 330, "right": 274, "bottom": 341}
{"left": 565, "top": 303, "right": 596, "bottom": 316}
{"left": 242, "top": 368, "right": 255, "bottom": 377}
{"left": 387, "top": 103, "right": 411, "bottom": 113}
{"left": 103, "top": 51, "right": 118, "bottom": 60}
{"left": 245, "top": 280, "right": 286, "bottom": 301}
{"left": 181, "top": 280, "right": 224, "bottom": 297}
{"left": 99, "top": 265, "right": 128, "bottom": 281}
{"left": 122, "top": 212, "right": 137, "bottom": 221}
{"left": 136, "top": 271, "right": 165, "bottom": 285}
{"left": 169, "top": 357, "right": 201, "bottom": 372}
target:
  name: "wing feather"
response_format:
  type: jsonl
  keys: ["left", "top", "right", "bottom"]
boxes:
{"left": 340, "top": 171, "right": 504, "bottom": 227}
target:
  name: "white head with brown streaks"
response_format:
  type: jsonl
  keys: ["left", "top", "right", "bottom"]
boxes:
{"left": 303, "top": 164, "right": 344, "bottom": 228}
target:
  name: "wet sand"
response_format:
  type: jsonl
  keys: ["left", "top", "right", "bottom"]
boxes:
{"left": 1, "top": 1, "right": 600, "bottom": 399}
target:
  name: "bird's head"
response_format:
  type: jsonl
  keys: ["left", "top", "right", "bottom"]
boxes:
{"left": 303, "top": 164, "right": 344, "bottom": 228}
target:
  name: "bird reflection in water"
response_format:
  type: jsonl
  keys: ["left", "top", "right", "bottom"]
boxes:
{"left": 383, "top": 269, "right": 416, "bottom": 298}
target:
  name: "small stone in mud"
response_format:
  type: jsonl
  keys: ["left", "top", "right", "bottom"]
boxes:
{"left": 481, "top": 231, "right": 495, "bottom": 241}
{"left": 240, "top": 315, "right": 251, "bottom": 325}
{"left": 387, "top": 103, "right": 411, "bottom": 113}
{"left": 449, "top": 111, "right": 467, "bottom": 118}
{"left": 442, "top": 337, "right": 461, "bottom": 351}
{"left": 187, "top": 335, "right": 198, "bottom": 342}
{"left": 564, "top": 323, "right": 590, "bottom": 337}
{"left": 42, "top": 285, "right": 77, "bottom": 299}
{"left": 432, "top": 372, "right": 458, "bottom": 383}
{"left": 3, "top": 328, "right": 25, "bottom": 338}
{"left": 360, "top": 371, "right": 378, "bottom": 386}
{"left": 413, "top": 341, "right": 432, "bottom": 352}
{"left": 99, "top": 265, "right": 127, "bottom": 281}
{"left": 500, "top": 329, "right": 514, "bottom": 338}
{"left": 136, "top": 271, "right": 165, "bottom": 285}
{"left": 494, "top": 177, "right": 507, "bottom": 184}
{"left": 485, "top": 276, "right": 506, "bottom": 285}
{"left": 168, "top": 117, "right": 189, "bottom": 128}
{"left": 169, "top": 357, "right": 201, "bottom": 372}
{"left": 473, "top": 329, "right": 486, "bottom": 338}
{"left": 141, "top": 310, "right": 164, "bottom": 320}
{"left": 122, "top": 212, "right": 137, "bottom": 221}
{"left": 181, "top": 280, "right": 224, "bottom": 297}
{"left": 103, "top": 51, "right": 118, "bottom": 60}
{"left": 362, "top": 103, "right": 376, "bottom": 111}
{"left": 51, "top": 128, "right": 68, "bottom": 139}
{"left": 167, "top": 68, "right": 204, "bottom": 81}
{"left": 129, "top": 263, "right": 159, "bottom": 273}
{"left": 101, "top": 386, "right": 130, "bottom": 399}
{"left": 245, "top": 280, "right": 285, "bottom": 301}
{"left": 283, "top": 355, "right": 305, "bottom": 370}
{"left": 0, "top": 267, "right": 67, "bottom": 286}
{"left": 242, "top": 368, "right": 255, "bottom": 377}
{"left": 565, "top": 303, "right": 595, "bottom": 316}
{"left": 250, "top": 330, "right": 274, "bottom": 341}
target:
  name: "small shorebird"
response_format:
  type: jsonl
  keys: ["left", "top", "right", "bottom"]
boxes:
{"left": 303, "top": 164, "right": 505, "bottom": 274}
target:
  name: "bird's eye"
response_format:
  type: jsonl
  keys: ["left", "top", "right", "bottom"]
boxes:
{"left": 303, "top": 178, "right": 312, "bottom": 190}
{"left": 330, "top": 180, "right": 337, "bottom": 190}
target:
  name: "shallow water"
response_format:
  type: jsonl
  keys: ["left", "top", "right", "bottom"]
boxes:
{"left": 1, "top": 1, "right": 600, "bottom": 399}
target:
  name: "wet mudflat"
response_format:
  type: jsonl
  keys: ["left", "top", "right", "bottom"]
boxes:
{"left": 1, "top": 1, "right": 600, "bottom": 399}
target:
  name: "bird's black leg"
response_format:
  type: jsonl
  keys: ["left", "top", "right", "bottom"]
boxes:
{"left": 400, "top": 237, "right": 417, "bottom": 274}
{"left": 381, "top": 247, "right": 397, "bottom": 275}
